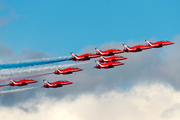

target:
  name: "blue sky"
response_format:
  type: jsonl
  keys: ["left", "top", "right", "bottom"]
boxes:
{"left": 0, "top": 0, "right": 180, "bottom": 57}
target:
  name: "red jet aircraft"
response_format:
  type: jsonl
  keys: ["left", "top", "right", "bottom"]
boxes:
{"left": 0, "top": 79, "right": 38, "bottom": 87}
{"left": 94, "top": 61, "right": 124, "bottom": 69}
{"left": 122, "top": 43, "right": 151, "bottom": 52}
{"left": 70, "top": 52, "right": 100, "bottom": 61}
{"left": 145, "top": 39, "right": 174, "bottom": 48}
{"left": 95, "top": 47, "right": 124, "bottom": 56}
{"left": 54, "top": 67, "right": 83, "bottom": 75}
{"left": 42, "top": 80, "right": 73, "bottom": 88}
{"left": 99, "top": 56, "right": 127, "bottom": 63}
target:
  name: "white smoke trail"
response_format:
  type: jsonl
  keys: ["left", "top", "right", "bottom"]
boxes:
{"left": 0, "top": 87, "right": 37, "bottom": 96}
{"left": 0, "top": 61, "right": 90, "bottom": 77}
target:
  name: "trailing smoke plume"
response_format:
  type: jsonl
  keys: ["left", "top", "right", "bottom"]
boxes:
{"left": 0, "top": 73, "right": 53, "bottom": 83}
{"left": 0, "top": 87, "right": 37, "bottom": 96}
{"left": 0, "top": 56, "right": 71, "bottom": 70}
{"left": 0, "top": 61, "right": 90, "bottom": 78}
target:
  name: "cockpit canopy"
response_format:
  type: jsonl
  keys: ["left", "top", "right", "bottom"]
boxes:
{"left": 140, "top": 44, "right": 147, "bottom": 46}
{"left": 116, "top": 55, "right": 123, "bottom": 57}
{"left": 112, "top": 48, "right": 120, "bottom": 50}
{"left": 162, "top": 40, "right": 169, "bottom": 42}
{"left": 71, "top": 67, "right": 78, "bottom": 69}
{"left": 61, "top": 80, "right": 68, "bottom": 82}
{"left": 88, "top": 53, "right": 95, "bottom": 55}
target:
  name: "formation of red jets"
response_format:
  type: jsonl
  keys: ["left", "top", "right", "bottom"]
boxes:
{"left": 0, "top": 40, "right": 174, "bottom": 89}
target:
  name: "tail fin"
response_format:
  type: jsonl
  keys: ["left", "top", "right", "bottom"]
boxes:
{"left": 43, "top": 79, "right": 51, "bottom": 85}
{"left": 145, "top": 39, "right": 153, "bottom": 46}
{"left": 70, "top": 52, "right": 78, "bottom": 59}
{"left": 9, "top": 78, "right": 15, "bottom": 83}
{"left": 95, "top": 47, "right": 102, "bottom": 53}
{"left": 122, "top": 43, "right": 130, "bottom": 50}
{"left": 100, "top": 56, "right": 106, "bottom": 60}
{"left": 70, "top": 52, "right": 76, "bottom": 57}
{"left": 95, "top": 60, "right": 101, "bottom": 66}
{"left": 55, "top": 68, "right": 61, "bottom": 73}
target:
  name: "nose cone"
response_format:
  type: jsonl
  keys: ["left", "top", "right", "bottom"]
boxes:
{"left": 164, "top": 42, "right": 174, "bottom": 46}
{"left": 169, "top": 42, "right": 174, "bottom": 45}
{"left": 122, "top": 57, "right": 128, "bottom": 60}
{"left": 68, "top": 82, "right": 73, "bottom": 84}
{"left": 120, "top": 62, "right": 124, "bottom": 65}
{"left": 29, "top": 80, "right": 38, "bottom": 83}
{"left": 117, "top": 62, "right": 124, "bottom": 65}
{"left": 78, "top": 68, "right": 83, "bottom": 71}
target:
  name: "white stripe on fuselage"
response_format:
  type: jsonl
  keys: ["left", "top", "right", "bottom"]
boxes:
{"left": 57, "top": 69, "right": 62, "bottom": 73}
{"left": 100, "top": 57, "right": 107, "bottom": 61}
{"left": 10, "top": 80, "right": 18, "bottom": 85}
{"left": 123, "top": 44, "right": 133, "bottom": 51}
{"left": 96, "top": 61, "right": 103, "bottom": 67}
{"left": 96, "top": 48, "right": 105, "bottom": 55}
{"left": 146, "top": 40, "right": 155, "bottom": 47}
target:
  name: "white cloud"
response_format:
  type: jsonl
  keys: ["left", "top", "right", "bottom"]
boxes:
{"left": 0, "top": 83, "right": 180, "bottom": 120}
{"left": 0, "top": 2, "right": 18, "bottom": 26}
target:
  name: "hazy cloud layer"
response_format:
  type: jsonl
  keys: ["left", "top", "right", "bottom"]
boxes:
{"left": 0, "top": 35, "right": 179, "bottom": 119}
{"left": 0, "top": 83, "right": 180, "bottom": 120}
{"left": 0, "top": 87, "right": 37, "bottom": 96}
{"left": 16, "top": 49, "right": 47, "bottom": 61}
{"left": 0, "top": 47, "right": 60, "bottom": 65}
{"left": 0, "top": 43, "right": 14, "bottom": 60}
{"left": 0, "top": 35, "right": 179, "bottom": 105}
